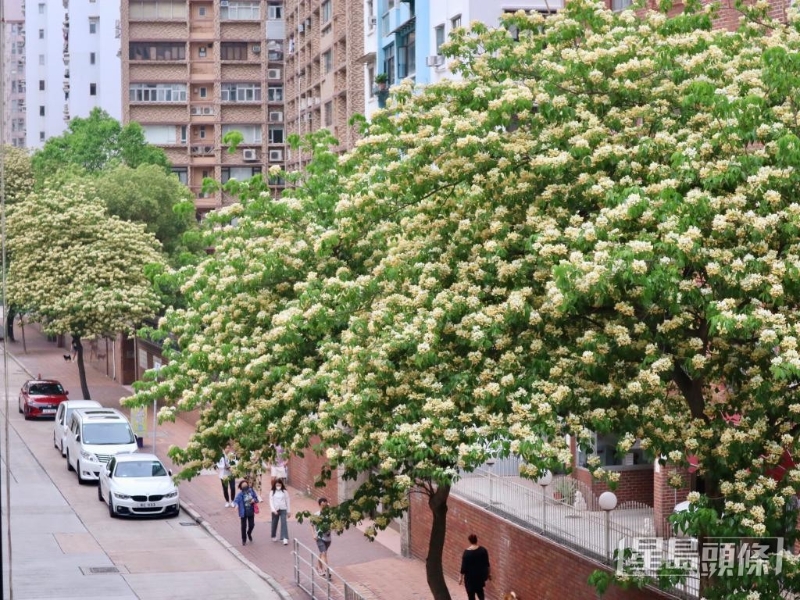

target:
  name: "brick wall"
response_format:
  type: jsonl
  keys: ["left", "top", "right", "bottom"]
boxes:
{"left": 287, "top": 437, "right": 338, "bottom": 502}
{"left": 591, "top": 468, "right": 654, "bottom": 507}
{"left": 409, "top": 491, "right": 674, "bottom": 600}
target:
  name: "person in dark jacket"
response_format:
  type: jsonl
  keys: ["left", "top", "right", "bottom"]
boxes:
{"left": 233, "top": 479, "right": 259, "bottom": 546}
{"left": 458, "top": 533, "right": 491, "bottom": 600}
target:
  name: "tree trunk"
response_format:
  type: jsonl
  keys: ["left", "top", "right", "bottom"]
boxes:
{"left": 75, "top": 337, "right": 91, "bottom": 399}
{"left": 426, "top": 484, "right": 452, "bottom": 600}
{"left": 5, "top": 305, "right": 15, "bottom": 342}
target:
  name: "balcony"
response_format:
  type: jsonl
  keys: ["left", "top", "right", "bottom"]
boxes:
{"left": 189, "top": 22, "right": 214, "bottom": 40}
{"left": 190, "top": 145, "right": 215, "bottom": 156}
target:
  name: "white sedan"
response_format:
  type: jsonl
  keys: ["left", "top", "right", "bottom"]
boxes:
{"left": 97, "top": 453, "right": 180, "bottom": 518}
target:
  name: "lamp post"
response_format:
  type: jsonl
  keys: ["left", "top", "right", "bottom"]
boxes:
{"left": 599, "top": 491, "right": 618, "bottom": 564}
{"left": 536, "top": 471, "right": 553, "bottom": 534}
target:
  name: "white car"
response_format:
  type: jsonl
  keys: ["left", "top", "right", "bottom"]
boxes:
{"left": 53, "top": 400, "right": 104, "bottom": 456}
{"left": 97, "top": 453, "right": 180, "bottom": 518}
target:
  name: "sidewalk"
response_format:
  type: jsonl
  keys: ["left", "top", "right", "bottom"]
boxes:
{"left": 7, "top": 329, "right": 458, "bottom": 600}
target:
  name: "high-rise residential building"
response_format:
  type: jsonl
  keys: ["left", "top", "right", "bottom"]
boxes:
{"left": 25, "top": 0, "right": 122, "bottom": 149}
{"left": 284, "top": 0, "right": 364, "bottom": 170}
{"left": 4, "top": 0, "right": 26, "bottom": 148}
{"left": 120, "top": 0, "right": 286, "bottom": 214}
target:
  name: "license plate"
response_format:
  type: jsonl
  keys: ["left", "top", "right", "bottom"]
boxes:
{"left": 137, "top": 502, "right": 157, "bottom": 508}
{"left": 42, "top": 409, "right": 56, "bottom": 414}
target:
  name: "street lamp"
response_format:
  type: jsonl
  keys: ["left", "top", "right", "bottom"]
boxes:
{"left": 536, "top": 471, "right": 553, "bottom": 534}
{"left": 599, "top": 491, "right": 618, "bottom": 564}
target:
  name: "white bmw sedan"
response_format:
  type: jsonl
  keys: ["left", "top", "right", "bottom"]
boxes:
{"left": 98, "top": 453, "right": 180, "bottom": 518}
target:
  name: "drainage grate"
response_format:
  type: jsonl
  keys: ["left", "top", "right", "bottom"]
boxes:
{"left": 82, "top": 566, "right": 120, "bottom": 575}
{"left": 180, "top": 521, "right": 200, "bottom": 527}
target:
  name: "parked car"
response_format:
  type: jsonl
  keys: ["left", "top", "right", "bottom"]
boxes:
{"left": 65, "top": 408, "right": 138, "bottom": 484}
{"left": 97, "top": 453, "right": 179, "bottom": 518}
{"left": 18, "top": 379, "right": 69, "bottom": 420}
{"left": 53, "top": 400, "right": 104, "bottom": 456}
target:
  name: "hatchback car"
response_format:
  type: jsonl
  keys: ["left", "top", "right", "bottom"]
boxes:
{"left": 53, "top": 400, "right": 104, "bottom": 456}
{"left": 18, "top": 379, "right": 69, "bottom": 420}
{"left": 97, "top": 453, "right": 180, "bottom": 518}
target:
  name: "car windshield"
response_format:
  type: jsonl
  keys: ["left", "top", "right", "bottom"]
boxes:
{"left": 82, "top": 423, "right": 135, "bottom": 445}
{"left": 114, "top": 460, "right": 168, "bottom": 478}
{"left": 29, "top": 383, "right": 64, "bottom": 395}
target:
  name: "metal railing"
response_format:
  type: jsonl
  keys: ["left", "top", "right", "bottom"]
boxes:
{"left": 293, "top": 539, "right": 369, "bottom": 600}
{"left": 452, "top": 461, "right": 700, "bottom": 599}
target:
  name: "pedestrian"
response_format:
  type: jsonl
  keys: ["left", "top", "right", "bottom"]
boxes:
{"left": 233, "top": 479, "right": 259, "bottom": 546}
{"left": 270, "top": 478, "right": 291, "bottom": 545}
{"left": 458, "top": 533, "right": 491, "bottom": 600}
{"left": 71, "top": 337, "right": 79, "bottom": 360}
{"left": 216, "top": 444, "right": 237, "bottom": 508}
{"left": 311, "top": 497, "right": 332, "bottom": 578}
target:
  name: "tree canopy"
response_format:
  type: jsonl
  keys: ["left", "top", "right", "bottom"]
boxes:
{"left": 31, "top": 108, "right": 170, "bottom": 181}
{"left": 128, "top": 1, "right": 800, "bottom": 597}
{"left": 2, "top": 145, "right": 35, "bottom": 206}
{"left": 8, "top": 183, "right": 165, "bottom": 398}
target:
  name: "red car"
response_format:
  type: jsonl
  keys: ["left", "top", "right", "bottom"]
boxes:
{"left": 18, "top": 379, "right": 69, "bottom": 420}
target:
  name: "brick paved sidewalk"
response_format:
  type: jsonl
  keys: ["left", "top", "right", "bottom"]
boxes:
{"left": 4, "top": 328, "right": 458, "bottom": 600}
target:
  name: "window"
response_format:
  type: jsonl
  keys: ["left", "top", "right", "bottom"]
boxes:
{"left": 129, "top": 83, "right": 188, "bottom": 103}
{"left": 89, "top": 18, "right": 98, "bottom": 34}
{"left": 383, "top": 44, "right": 395, "bottom": 85}
{"left": 220, "top": 42, "right": 248, "bottom": 61}
{"left": 220, "top": 1, "right": 260, "bottom": 21}
{"left": 321, "top": 0, "right": 332, "bottom": 22}
{"left": 40, "top": 131, "right": 45, "bottom": 142}
{"left": 435, "top": 25, "right": 445, "bottom": 54}
{"left": 38, "top": 29, "right": 44, "bottom": 39}
{"left": 198, "top": 47, "right": 207, "bottom": 58}
{"left": 129, "top": 42, "right": 186, "bottom": 61}
{"left": 198, "top": 6, "right": 206, "bottom": 16}
{"left": 220, "top": 83, "right": 262, "bottom": 102}
{"left": 128, "top": 1, "right": 188, "bottom": 19}
{"left": 199, "top": 87, "right": 207, "bottom": 98}
{"left": 451, "top": 14, "right": 462, "bottom": 29}
{"left": 90, "top": 52, "right": 96, "bottom": 65}
{"left": 612, "top": 0, "right": 632, "bottom": 10}
{"left": 322, "top": 49, "right": 333, "bottom": 74}
{"left": 268, "top": 126, "right": 283, "bottom": 144}
{"left": 90, "top": 83, "right": 97, "bottom": 96}
{"left": 39, "top": 106, "right": 45, "bottom": 116}
{"left": 222, "top": 124, "right": 262, "bottom": 144}
{"left": 198, "top": 125, "right": 206, "bottom": 139}
{"left": 268, "top": 4, "right": 282, "bottom": 19}
{"left": 399, "top": 31, "right": 415, "bottom": 78}
{"left": 367, "top": 64, "right": 375, "bottom": 98}
{"left": 267, "top": 85, "right": 283, "bottom": 102}
{"left": 38, "top": 3, "right": 45, "bottom": 14}
{"left": 39, "top": 80, "right": 45, "bottom": 91}
{"left": 221, "top": 166, "right": 261, "bottom": 183}
{"left": 172, "top": 168, "right": 188, "bottom": 184}
{"left": 39, "top": 54, "right": 45, "bottom": 66}
{"left": 324, "top": 102, "right": 333, "bottom": 127}
{"left": 143, "top": 125, "right": 182, "bottom": 144}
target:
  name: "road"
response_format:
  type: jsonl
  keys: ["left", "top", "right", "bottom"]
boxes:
{"left": 0, "top": 351, "right": 282, "bottom": 600}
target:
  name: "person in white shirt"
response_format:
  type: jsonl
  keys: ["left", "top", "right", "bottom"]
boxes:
{"left": 270, "top": 478, "right": 292, "bottom": 545}
{"left": 217, "top": 444, "right": 237, "bottom": 507}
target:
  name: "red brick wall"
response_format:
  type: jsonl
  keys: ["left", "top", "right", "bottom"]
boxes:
{"left": 409, "top": 491, "right": 674, "bottom": 600}
{"left": 287, "top": 437, "right": 338, "bottom": 502}
{"left": 591, "top": 468, "right": 654, "bottom": 507}
{"left": 653, "top": 465, "right": 690, "bottom": 537}
{"left": 602, "top": 0, "right": 791, "bottom": 30}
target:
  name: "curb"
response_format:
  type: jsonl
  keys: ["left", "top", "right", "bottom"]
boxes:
{"left": 179, "top": 500, "right": 294, "bottom": 600}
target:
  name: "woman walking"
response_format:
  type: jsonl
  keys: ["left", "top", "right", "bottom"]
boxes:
{"left": 270, "top": 479, "right": 291, "bottom": 545}
{"left": 233, "top": 479, "right": 259, "bottom": 546}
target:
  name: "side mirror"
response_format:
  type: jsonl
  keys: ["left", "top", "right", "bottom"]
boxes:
{"left": 168, "top": 469, "right": 173, "bottom": 476}
{"left": 106, "top": 469, "right": 112, "bottom": 478}
{"left": 75, "top": 435, "right": 80, "bottom": 442}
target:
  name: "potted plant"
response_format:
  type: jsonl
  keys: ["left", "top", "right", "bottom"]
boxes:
{"left": 374, "top": 72, "right": 389, "bottom": 91}
{"left": 553, "top": 478, "right": 576, "bottom": 505}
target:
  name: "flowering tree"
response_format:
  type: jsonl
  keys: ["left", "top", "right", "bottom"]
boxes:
{"left": 127, "top": 1, "right": 800, "bottom": 597}
{"left": 7, "top": 184, "right": 164, "bottom": 398}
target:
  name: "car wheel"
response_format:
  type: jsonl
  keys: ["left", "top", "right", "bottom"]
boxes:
{"left": 169, "top": 506, "right": 180, "bottom": 518}
{"left": 76, "top": 461, "right": 86, "bottom": 485}
{"left": 17, "top": 399, "right": 22, "bottom": 414}
{"left": 60, "top": 440, "right": 65, "bottom": 457}
{"left": 22, "top": 405, "right": 30, "bottom": 421}
{"left": 66, "top": 451, "right": 74, "bottom": 472}
{"left": 97, "top": 484, "right": 104, "bottom": 502}
{"left": 108, "top": 497, "right": 117, "bottom": 519}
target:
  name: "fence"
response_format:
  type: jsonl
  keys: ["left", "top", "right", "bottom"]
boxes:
{"left": 452, "top": 460, "right": 700, "bottom": 599}
{"left": 293, "top": 538, "right": 369, "bottom": 600}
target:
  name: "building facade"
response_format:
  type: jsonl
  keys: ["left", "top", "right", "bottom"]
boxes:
{"left": 284, "top": 0, "right": 365, "bottom": 171}
{"left": 25, "top": 0, "right": 122, "bottom": 149}
{"left": 4, "top": 0, "right": 26, "bottom": 148}
{"left": 121, "top": 0, "right": 286, "bottom": 213}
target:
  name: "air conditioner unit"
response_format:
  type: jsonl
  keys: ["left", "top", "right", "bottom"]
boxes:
{"left": 252, "top": 45, "right": 261, "bottom": 54}
{"left": 369, "top": 16, "right": 377, "bottom": 27}
{"left": 298, "top": 23, "right": 305, "bottom": 33}
{"left": 202, "top": 106, "right": 213, "bottom": 115}
{"left": 269, "top": 111, "right": 283, "bottom": 122}
{"left": 220, "top": 0, "right": 229, "bottom": 6}
{"left": 243, "top": 149, "right": 257, "bottom": 161}
{"left": 425, "top": 55, "right": 445, "bottom": 67}
{"left": 190, "top": 106, "right": 200, "bottom": 115}
{"left": 269, "top": 149, "right": 283, "bottom": 161}
{"left": 268, "top": 69, "right": 281, "bottom": 79}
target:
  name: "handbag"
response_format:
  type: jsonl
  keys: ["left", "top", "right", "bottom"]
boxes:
{"left": 254, "top": 502, "right": 260, "bottom": 515}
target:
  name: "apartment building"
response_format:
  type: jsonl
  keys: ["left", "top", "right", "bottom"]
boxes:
{"left": 4, "top": 0, "right": 26, "bottom": 148}
{"left": 284, "top": 0, "right": 365, "bottom": 170}
{"left": 25, "top": 0, "right": 122, "bottom": 149}
{"left": 121, "top": 0, "right": 286, "bottom": 214}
